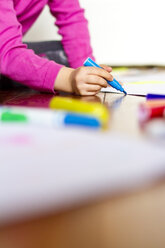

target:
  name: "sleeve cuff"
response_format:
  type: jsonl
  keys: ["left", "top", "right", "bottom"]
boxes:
{"left": 42, "top": 61, "right": 64, "bottom": 93}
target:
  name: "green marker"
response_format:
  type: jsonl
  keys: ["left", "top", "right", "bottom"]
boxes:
{"left": 1, "top": 111, "right": 28, "bottom": 122}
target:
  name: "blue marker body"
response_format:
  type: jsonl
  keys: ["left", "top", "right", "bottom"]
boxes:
{"left": 84, "top": 57, "right": 127, "bottom": 95}
{"left": 146, "top": 94, "right": 165, "bottom": 100}
{"left": 63, "top": 113, "right": 101, "bottom": 129}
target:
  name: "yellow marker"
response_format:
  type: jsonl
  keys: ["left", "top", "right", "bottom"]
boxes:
{"left": 50, "top": 97, "right": 110, "bottom": 128}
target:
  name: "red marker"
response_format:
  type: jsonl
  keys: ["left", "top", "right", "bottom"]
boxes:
{"left": 139, "top": 104, "right": 165, "bottom": 123}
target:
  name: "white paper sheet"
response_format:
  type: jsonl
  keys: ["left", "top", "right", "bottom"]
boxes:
{"left": 0, "top": 125, "right": 165, "bottom": 224}
{"left": 101, "top": 69, "right": 165, "bottom": 96}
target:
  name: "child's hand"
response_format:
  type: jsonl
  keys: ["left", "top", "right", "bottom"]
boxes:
{"left": 70, "top": 66, "right": 113, "bottom": 96}
{"left": 54, "top": 65, "right": 113, "bottom": 95}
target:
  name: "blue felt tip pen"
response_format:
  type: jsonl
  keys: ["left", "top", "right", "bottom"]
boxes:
{"left": 84, "top": 57, "right": 127, "bottom": 95}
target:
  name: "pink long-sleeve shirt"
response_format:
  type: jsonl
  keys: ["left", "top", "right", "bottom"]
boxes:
{"left": 0, "top": 0, "right": 94, "bottom": 93}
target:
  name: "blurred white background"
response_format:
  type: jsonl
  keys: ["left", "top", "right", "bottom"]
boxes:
{"left": 24, "top": 0, "right": 165, "bottom": 66}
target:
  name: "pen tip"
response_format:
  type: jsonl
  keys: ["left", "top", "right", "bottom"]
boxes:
{"left": 123, "top": 90, "right": 127, "bottom": 95}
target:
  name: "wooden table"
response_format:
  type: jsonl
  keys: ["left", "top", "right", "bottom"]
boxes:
{"left": 0, "top": 87, "right": 165, "bottom": 248}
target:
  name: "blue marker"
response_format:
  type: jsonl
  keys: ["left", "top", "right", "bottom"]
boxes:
{"left": 84, "top": 57, "right": 127, "bottom": 95}
{"left": 146, "top": 94, "right": 165, "bottom": 100}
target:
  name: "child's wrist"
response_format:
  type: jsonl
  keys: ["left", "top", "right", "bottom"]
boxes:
{"left": 54, "top": 67, "right": 75, "bottom": 93}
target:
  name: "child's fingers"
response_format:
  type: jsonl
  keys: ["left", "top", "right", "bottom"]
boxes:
{"left": 100, "top": 64, "right": 112, "bottom": 72}
{"left": 85, "top": 75, "right": 108, "bottom": 88}
{"left": 85, "top": 91, "right": 99, "bottom": 96}
{"left": 86, "top": 67, "right": 113, "bottom": 82}
{"left": 86, "top": 84, "right": 101, "bottom": 92}
{"left": 79, "top": 89, "right": 99, "bottom": 96}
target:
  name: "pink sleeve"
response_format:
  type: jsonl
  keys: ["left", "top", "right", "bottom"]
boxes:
{"left": 48, "top": 0, "right": 95, "bottom": 68}
{"left": 0, "top": 0, "right": 63, "bottom": 93}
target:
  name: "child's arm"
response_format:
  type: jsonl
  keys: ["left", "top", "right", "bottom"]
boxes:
{"left": 48, "top": 0, "right": 95, "bottom": 68}
{"left": 0, "top": 0, "right": 63, "bottom": 93}
{"left": 49, "top": 0, "right": 113, "bottom": 95}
